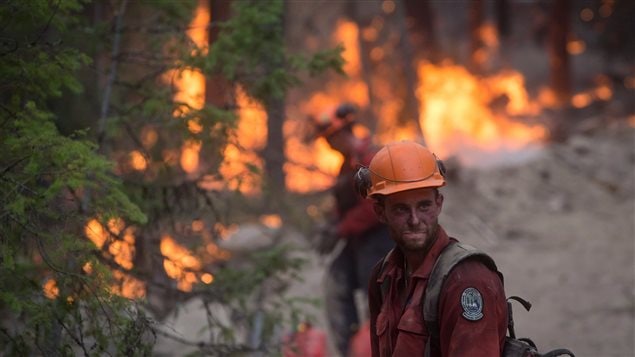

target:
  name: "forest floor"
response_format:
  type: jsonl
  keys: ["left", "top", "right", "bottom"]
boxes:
{"left": 154, "top": 117, "right": 634, "bottom": 357}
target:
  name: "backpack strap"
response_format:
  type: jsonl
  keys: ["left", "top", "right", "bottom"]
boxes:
{"left": 377, "top": 247, "right": 395, "bottom": 302}
{"left": 423, "top": 242, "right": 502, "bottom": 357}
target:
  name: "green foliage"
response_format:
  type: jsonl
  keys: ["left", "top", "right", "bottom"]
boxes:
{"left": 205, "top": 0, "right": 344, "bottom": 103}
{"left": 0, "top": 0, "right": 150, "bottom": 354}
{"left": 2, "top": 0, "right": 341, "bottom": 355}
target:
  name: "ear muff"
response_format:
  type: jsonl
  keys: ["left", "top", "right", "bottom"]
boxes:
{"left": 436, "top": 157, "right": 447, "bottom": 178}
{"left": 354, "top": 166, "right": 372, "bottom": 198}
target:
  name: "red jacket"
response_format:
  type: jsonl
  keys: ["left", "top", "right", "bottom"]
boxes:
{"left": 368, "top": 227, "right": 507, "bottom": 357}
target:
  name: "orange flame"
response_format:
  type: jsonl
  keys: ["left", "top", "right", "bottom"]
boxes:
{"left": 217, "top": 88, "right": 266, "bottom": 194}
{"left": 162, "top": 0, "right": 209, "bottom": 174}
{"left": 180, "top": 139, "right": 202, "bottom": 174}
{"left": 416, "top": 61, "right": 547, "bottom": 164}
{"left": 129, "top": 150, "right": 148, "bottom": 171}
{"left": 160, "top": 234, "right": 204, "bottom": 292}
{"left": 570, "top": 76, "right": 614, "bottom": 109}
{"left": 334, "top": 19, "right": 361, "bottom": 76}
{"left": 111, "top": 270, "right": 146, "bottom": 299}
{"left": 84, "top": 218, "right": 143, "bottom": 298}
{"left": 43, "top": 278, "right": 59, "bottom": 299}
{"left": 472, "top": 23, "right": 500, "bottom": 68}
{"left": 260, "top": 214, "right": 282, "bottom": 229}
{"left": 285, "top": 19, "right": 370, "bottom": 193}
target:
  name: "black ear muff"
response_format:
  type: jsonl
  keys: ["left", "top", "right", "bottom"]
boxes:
{"left": 354, "top": 166, "right": 372, "bottom": 198}
{"left": 436, "top": 158, "right": 447, "bottom": 178}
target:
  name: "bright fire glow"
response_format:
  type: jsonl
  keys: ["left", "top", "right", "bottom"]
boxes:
{"left": 129, "top": 150, "right": 148, "bottom": 171}
{"left": 160, "top": 234, "right": 203, "bottom": 292}
{"left": 416, "top": 61, "right": 547, "bottom": 164}
{"left": 285, "top": 19, "right": 369, "bottom": 193}
{"left": 43, "top": 278, "right": 59, "bottom": 299}
{"left": 260, "top": 214, "right": 282, "bottom": 229}
{"left": 181, "top": 139, "right": 202, "bottom": 174}
{"left": 111, "top": 270, "right": 146, "bottom": 299}
{"left": 84, "top": 218, "right": 142, "bottom": 298}
{"left": 335, "top": 19, "right": 361, "bottom": 76}
{"left": 85, "top": 218, "right": 136, "bottom": 271}
{"left": 164, "top": 0, "right": 209, "bottom": 174}
{"left": 472, "top": 23, "right": 500, "bottom": 67}
{"left": 201, "top": 273, "right": 214, "bottom": 284}
{"left": 567, "top": 39, "right": 586, "bottom": 55}
{"left": 218, "top": 88, "right": 267, "bottom": 194}
{"left": 214, "top": 222, "right": 239, "bottom": 240}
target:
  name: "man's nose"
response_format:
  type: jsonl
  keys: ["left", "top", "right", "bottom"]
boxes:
{"left": 407, "top": 209, "right": 420, "bottom": 226}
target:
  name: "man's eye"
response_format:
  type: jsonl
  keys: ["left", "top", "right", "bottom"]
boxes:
{"left": 394, "top": 207, "right": 408, "bottom": 214}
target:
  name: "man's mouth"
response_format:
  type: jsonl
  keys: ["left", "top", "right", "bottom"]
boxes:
{"left": 403, "top": 231, "right": 426, "bottom": 237}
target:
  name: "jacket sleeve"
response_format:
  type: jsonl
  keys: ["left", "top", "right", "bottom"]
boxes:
{"left": 336, "top": 198, "right": 380, "bottom": 238}
{"left": 437, "top": 259, "right": 508, "bottom": 357}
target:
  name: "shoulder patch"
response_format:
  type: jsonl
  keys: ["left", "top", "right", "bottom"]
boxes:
{"left": 460, "top": 287, "right": 483, "bottom": 321}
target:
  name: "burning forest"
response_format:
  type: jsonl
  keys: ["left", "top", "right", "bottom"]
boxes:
{"left": 1, "top": 0, "right": 633, "bottom": 356}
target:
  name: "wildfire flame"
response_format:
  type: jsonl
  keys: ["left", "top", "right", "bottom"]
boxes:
{"left": 84, "top": 218, "right": 145, "bottom": 298}
{"left": 218, "top": 88, "right": 267, "bottom": 194}
{"left": 285, "top": 19, "right": 370, "bottom": 193}
{"left": 43, "top": 278, "right": 59, "bottom": 299}
{"left": 162, "top": 0, "right": 210, "bottom": 175}
{"left": 416, "top": 61, "right": 547, "bottom": 164}
{"left": 160, "top": 234, "right": 204, "bottom": 292}
{"left": 289, "top": 19, "right": 549, "bottom": 179}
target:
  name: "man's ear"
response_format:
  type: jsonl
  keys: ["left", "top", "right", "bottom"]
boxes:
{"left": 373, "top": 201, "right": 386, "bottom": 223}
{"left": 435, "top": 192, "right": 444, "bottom": 213}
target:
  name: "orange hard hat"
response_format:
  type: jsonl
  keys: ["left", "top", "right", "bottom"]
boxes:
{"left": 312, "top": 103, "right": 357, "bottom": 138}
{"left": 365, "top": 141, "right": 446, "bottom": 197}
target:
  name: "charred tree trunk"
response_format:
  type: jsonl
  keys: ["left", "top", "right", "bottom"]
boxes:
{"left": 206, "top": 0, "right": 232, "bottom": 108}
{"left": 262, "top": 3, "right": 286, "bottom": 211}
{"left": 403, "top": 0, "right": 439, "bottom": 62}
{"left": 495, "top": 0, "right": 511, "bottom": 63}
{"left": 263, "top": 97, "right": 285, "bottom": 210}
{"left": 347, "top": 1, "right": 380, "bottom": 131}
{"left": 495, "top": 0, "right": 510, "bottom": 40}
{"left": 548, "top": 0, "right": 571, "bottom": 107}
{"left": 395, "top": 0, "right": 424, "bottom": 142}
{"left": 468, "top": 0, "right": 485, "bottom": 73}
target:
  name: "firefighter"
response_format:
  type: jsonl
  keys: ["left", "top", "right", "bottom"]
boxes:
{"left": 311, "top": 103, "right": 393, "bottom": 356}
{"left": 359, "top": 141, "right": 508, "bottom": 356}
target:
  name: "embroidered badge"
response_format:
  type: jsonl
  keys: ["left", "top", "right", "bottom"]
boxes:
{"left": 461, "top": 287, "right": 483, "bottom": 321}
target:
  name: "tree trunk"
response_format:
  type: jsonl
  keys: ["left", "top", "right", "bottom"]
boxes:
{"left": 395, "top": 0, "right": 424, "bottom": 142}
{"left": 263, "top": 97, "right": 285, "bottom": 210}
{"left": 206, "top": 0, "right": 233, "bottom": 108}
{"left": 468, "top": 0, "right": 485, "bottom": 73}
{"left": 262, "top": 2, "right": 286, "bottom": 211}
{"left": 549, "top": 0, "right": 571, "bottom": 107}
{"left": 403, "top": 0, "right": 439, "bottom": 62}
{"left": 495, "top": 0, "right": 510, "bottom": 40}
{"left": 348, "top": 1, "right": 380, "bottom": 131}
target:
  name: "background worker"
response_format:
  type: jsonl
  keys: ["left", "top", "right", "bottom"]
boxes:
{"left": 358, "top": 141, "right": 508, "bottom": 356}
{"left": 311, "top": 103, "right": 393, "bottom": 356}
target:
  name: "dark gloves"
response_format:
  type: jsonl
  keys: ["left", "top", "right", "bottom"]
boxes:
{"left": 313, "top": 223, "right": 340, "bottom": 255}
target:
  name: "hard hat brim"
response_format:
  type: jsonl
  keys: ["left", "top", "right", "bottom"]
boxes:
{"left": 368, "top": 176, "right": 445, "bottom": 197}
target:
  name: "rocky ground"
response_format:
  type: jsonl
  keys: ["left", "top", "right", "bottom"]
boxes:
{"left": 154, "top": 118, "right": 634, "bottom": 357}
